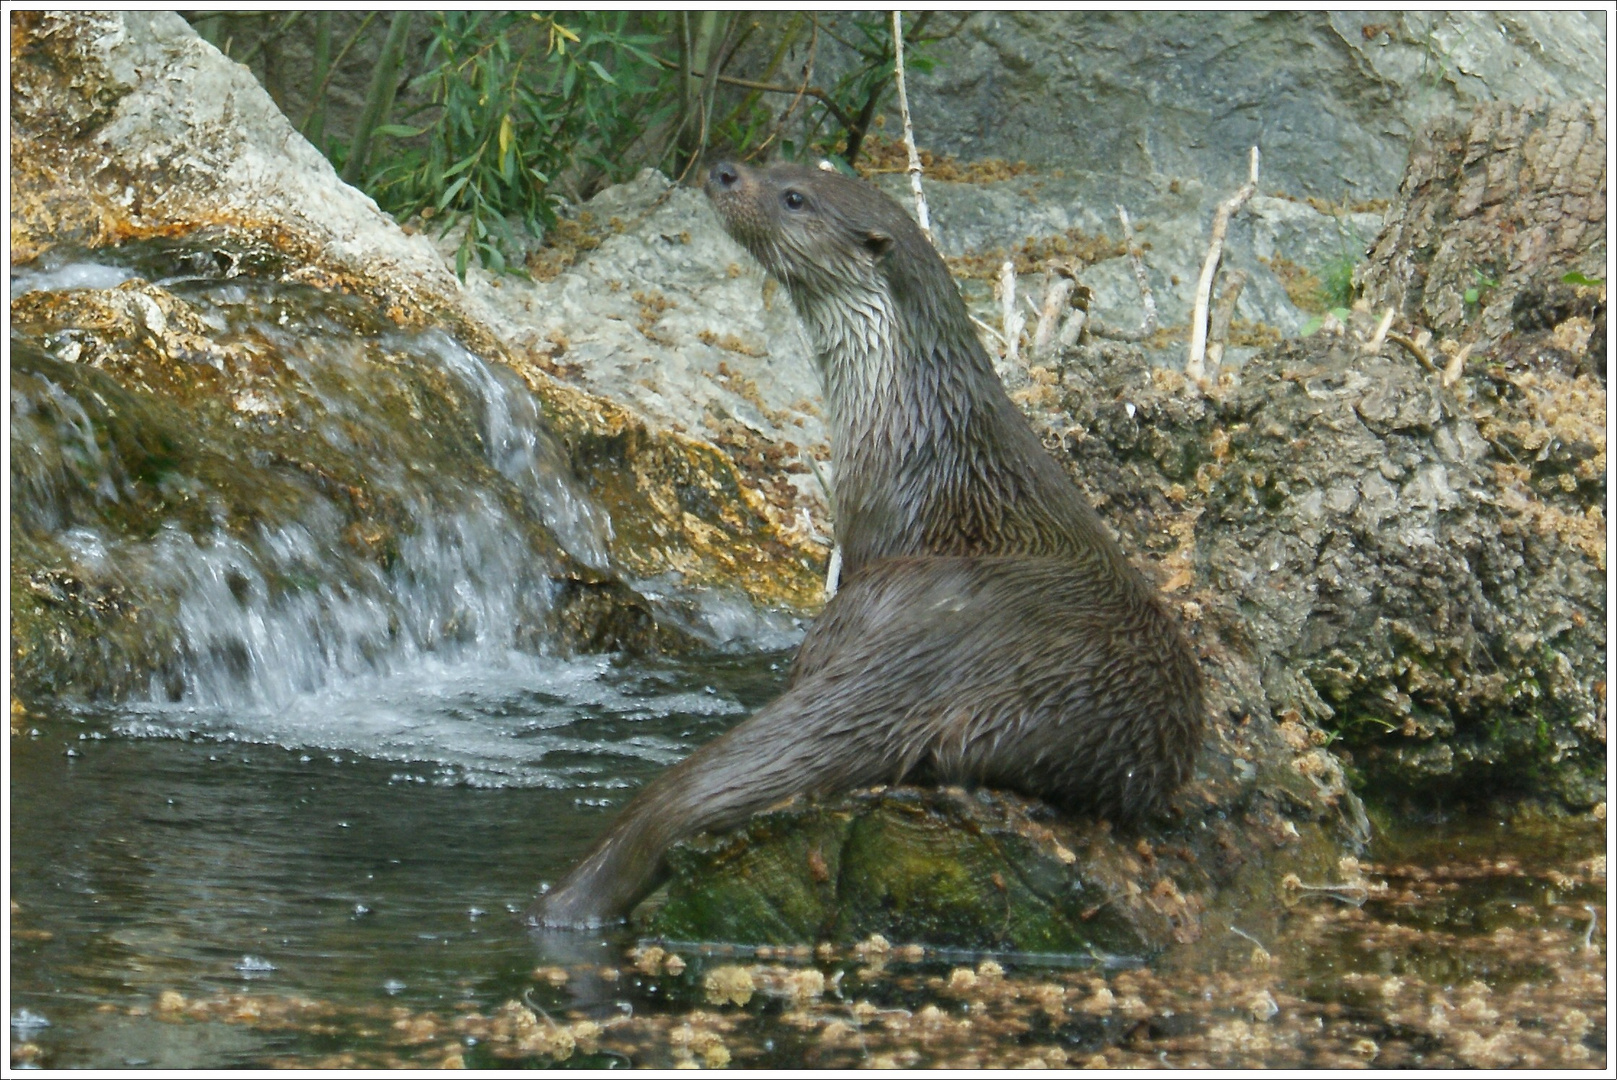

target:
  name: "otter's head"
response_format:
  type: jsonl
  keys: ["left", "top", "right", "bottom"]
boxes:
{"left": 705, "top": 161, "right": 959, "bottom": 332}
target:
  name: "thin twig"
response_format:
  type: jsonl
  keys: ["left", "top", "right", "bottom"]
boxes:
{"left": 654, "top": 55, "right": 855, "bottom": 134}
{"left": 298, "top": 12, "right": 377, "bottom": 133}
{"left": 1386, "top": 330, "right": 1437, "bottom": 373}
{"left": 1117, "top": 205, "right": 1157, "bottom": 337}
{"left": 1362, "top": 306, "right": 1395, "bottom": 355}
{"left": 1186, "top": 146, "right": 1260, "bottom": 383}
{"left": 1230, "top": 925, "right": 1266, "bottom": 948}
{"left": 997, "top": 260, "right": 1025, "bottom": 371}
{"left": 741, "top": 21, "right": 817, "bottom": 161}
{"left": 891, "top": 11, "right": 932, "bottom": 244}
{"left": 1032, "top": 276, "right": 1075, "bottom": 359}
{"left": 230, "top": 12, "right": 302, "bottom": 70}
{"left": 1440, "top": 342, "right": 1473, "bottom": 387}
{"left": 969, "top": 313, "right": 1006, "bottom": 346}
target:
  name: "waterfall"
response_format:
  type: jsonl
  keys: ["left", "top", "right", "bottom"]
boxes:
{"left": 10, "top": 271, "right": 617, "bottom": 712}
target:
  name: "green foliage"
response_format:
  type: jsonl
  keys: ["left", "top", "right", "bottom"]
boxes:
{"left": 367, "top": 13, "right": 677, "bottom": 277}
{"left": 1300, "top": 307, "right": 1352, "bottom": 338}
{"left": 1561, "top": 271, "right": 1605, "bottom": 287}
{"left": 1314, "top": 252, "right": 1358, "bottom": 311}
{"left": 200, "top": 12, "right": 962, "bottom": 275}
{"left": 1464, "top": 267, "right": 1501, "bottom": 306}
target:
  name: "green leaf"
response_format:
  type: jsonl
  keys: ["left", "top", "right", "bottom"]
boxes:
{"left": 435, "top": 174, "right": 470, "bottom": 210}
{"left": 1562, "top": 271, "right": 1605, "bottom": 287}
{"left": 587, "top": 59, "right": 617, "bottom": 85}
{"left": 1300, "top": 315, "right": 1325, "bottom": 337}
{"left": 441, "top": 153, "right": 481, "bottom": 180}
{"left": 372, "top": 123, "right": 430, "bottom": 138}
{"left": 1464, "top": 287, "right": 1480, "bottom": 304}
{"left": 1329, "top": 307, "right": 1351, "bottom": 322}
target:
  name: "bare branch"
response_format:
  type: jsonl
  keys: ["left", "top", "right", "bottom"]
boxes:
{"left": 654, "top": 55, "right": 856, "bottom": 135}
{"left": 997, "top": 260, "right": 1026, "bottom": 372}
{"left": 1186, "top": 146, "right": 1260, "bottom": 383}
{"left": 969, "top": 313, "right": 1007, "bottom": 347}
{"left": 1386, "top": 330, "right": 1437, "bottom": 373}
{"left": 891, "top": 11, "right": 933, "bottom": 243}
{"left": 1362, "top": 307, "right": 1395, "bottom": 355}
{"left": 1441, "top": 342, "right": 1473, "bottom": 387}
{"left": 1032, "top": 275, "right": 1075, "bottom": 359}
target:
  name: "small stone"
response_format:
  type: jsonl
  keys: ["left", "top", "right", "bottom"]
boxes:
{"left": 703, "top": 965, "right": 755, "bottom": 1007}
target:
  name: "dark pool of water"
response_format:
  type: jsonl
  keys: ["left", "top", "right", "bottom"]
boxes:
{"left": 8, "top": 650, "right": 790, "bottom": 1068}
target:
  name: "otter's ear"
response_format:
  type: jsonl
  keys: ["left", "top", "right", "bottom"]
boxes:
{"left": 862, "top": 229, "right": 893, "bottom": 257}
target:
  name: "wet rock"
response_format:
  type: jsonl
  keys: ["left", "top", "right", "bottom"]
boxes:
{"left": 7, "top": 278, "right": 656, "bottom": 702}
{"left": 644, "top": 772, "right": 1355, "bottom": 952}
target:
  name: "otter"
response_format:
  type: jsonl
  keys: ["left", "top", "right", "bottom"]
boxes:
{"left": 528, "top": 161, "right": 1204, "bottom": 927}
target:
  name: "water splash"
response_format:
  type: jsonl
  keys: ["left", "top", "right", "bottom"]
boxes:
{"left": 424, "top": 333, "right": 613, "bottom": 571}
{"left": 107, "top": 650, "right": 749, "bottom": 789}
{"left": 10, "top": 259, "right": 139, "bottom": 296}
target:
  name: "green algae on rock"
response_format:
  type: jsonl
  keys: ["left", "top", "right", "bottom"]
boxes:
{"left": 640, "top": 722, "right": 1359, "bottom": 952}
{"left": 646, "top": 788, "right": 1160, "bottom": 954}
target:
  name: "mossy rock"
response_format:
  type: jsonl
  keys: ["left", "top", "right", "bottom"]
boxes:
{"left": 640, "top": 687, "right": 1367, "bottom": 953}
{"left": 645, "top": 788, "right": 1149, "bottom": 953}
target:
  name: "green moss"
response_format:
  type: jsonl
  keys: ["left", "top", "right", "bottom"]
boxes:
{"left": 645, "top": 791, "right": 1153, "bottom": 953}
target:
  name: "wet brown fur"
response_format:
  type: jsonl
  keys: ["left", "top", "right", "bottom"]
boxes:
{"left": 529, "top": 162, "right": 1204, "bottom": 927}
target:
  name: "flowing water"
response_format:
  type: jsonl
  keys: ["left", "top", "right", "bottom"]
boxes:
{"left": 8, "top": 252, "right": 1606, "bottom": 1069}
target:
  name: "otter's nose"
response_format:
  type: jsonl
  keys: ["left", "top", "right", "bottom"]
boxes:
{"left": 709, "top": 162, "right": 741, "bottom": 190}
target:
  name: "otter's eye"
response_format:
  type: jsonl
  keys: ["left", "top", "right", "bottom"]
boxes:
{"left": 782, "top": 190, "right": 806, "bottom": 211}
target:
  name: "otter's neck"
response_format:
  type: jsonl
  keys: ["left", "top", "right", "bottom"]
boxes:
{"left": 794, "top": 282, "right": 1122, "bottom": 582}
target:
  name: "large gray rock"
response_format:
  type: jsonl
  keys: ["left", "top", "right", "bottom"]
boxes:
{"left": 889, "top": 11, "right": 1607, "bottom": 203}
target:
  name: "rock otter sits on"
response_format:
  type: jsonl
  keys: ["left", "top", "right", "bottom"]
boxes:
{"left": 528, "top": 162, "right": 1205, "bottom": 927}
